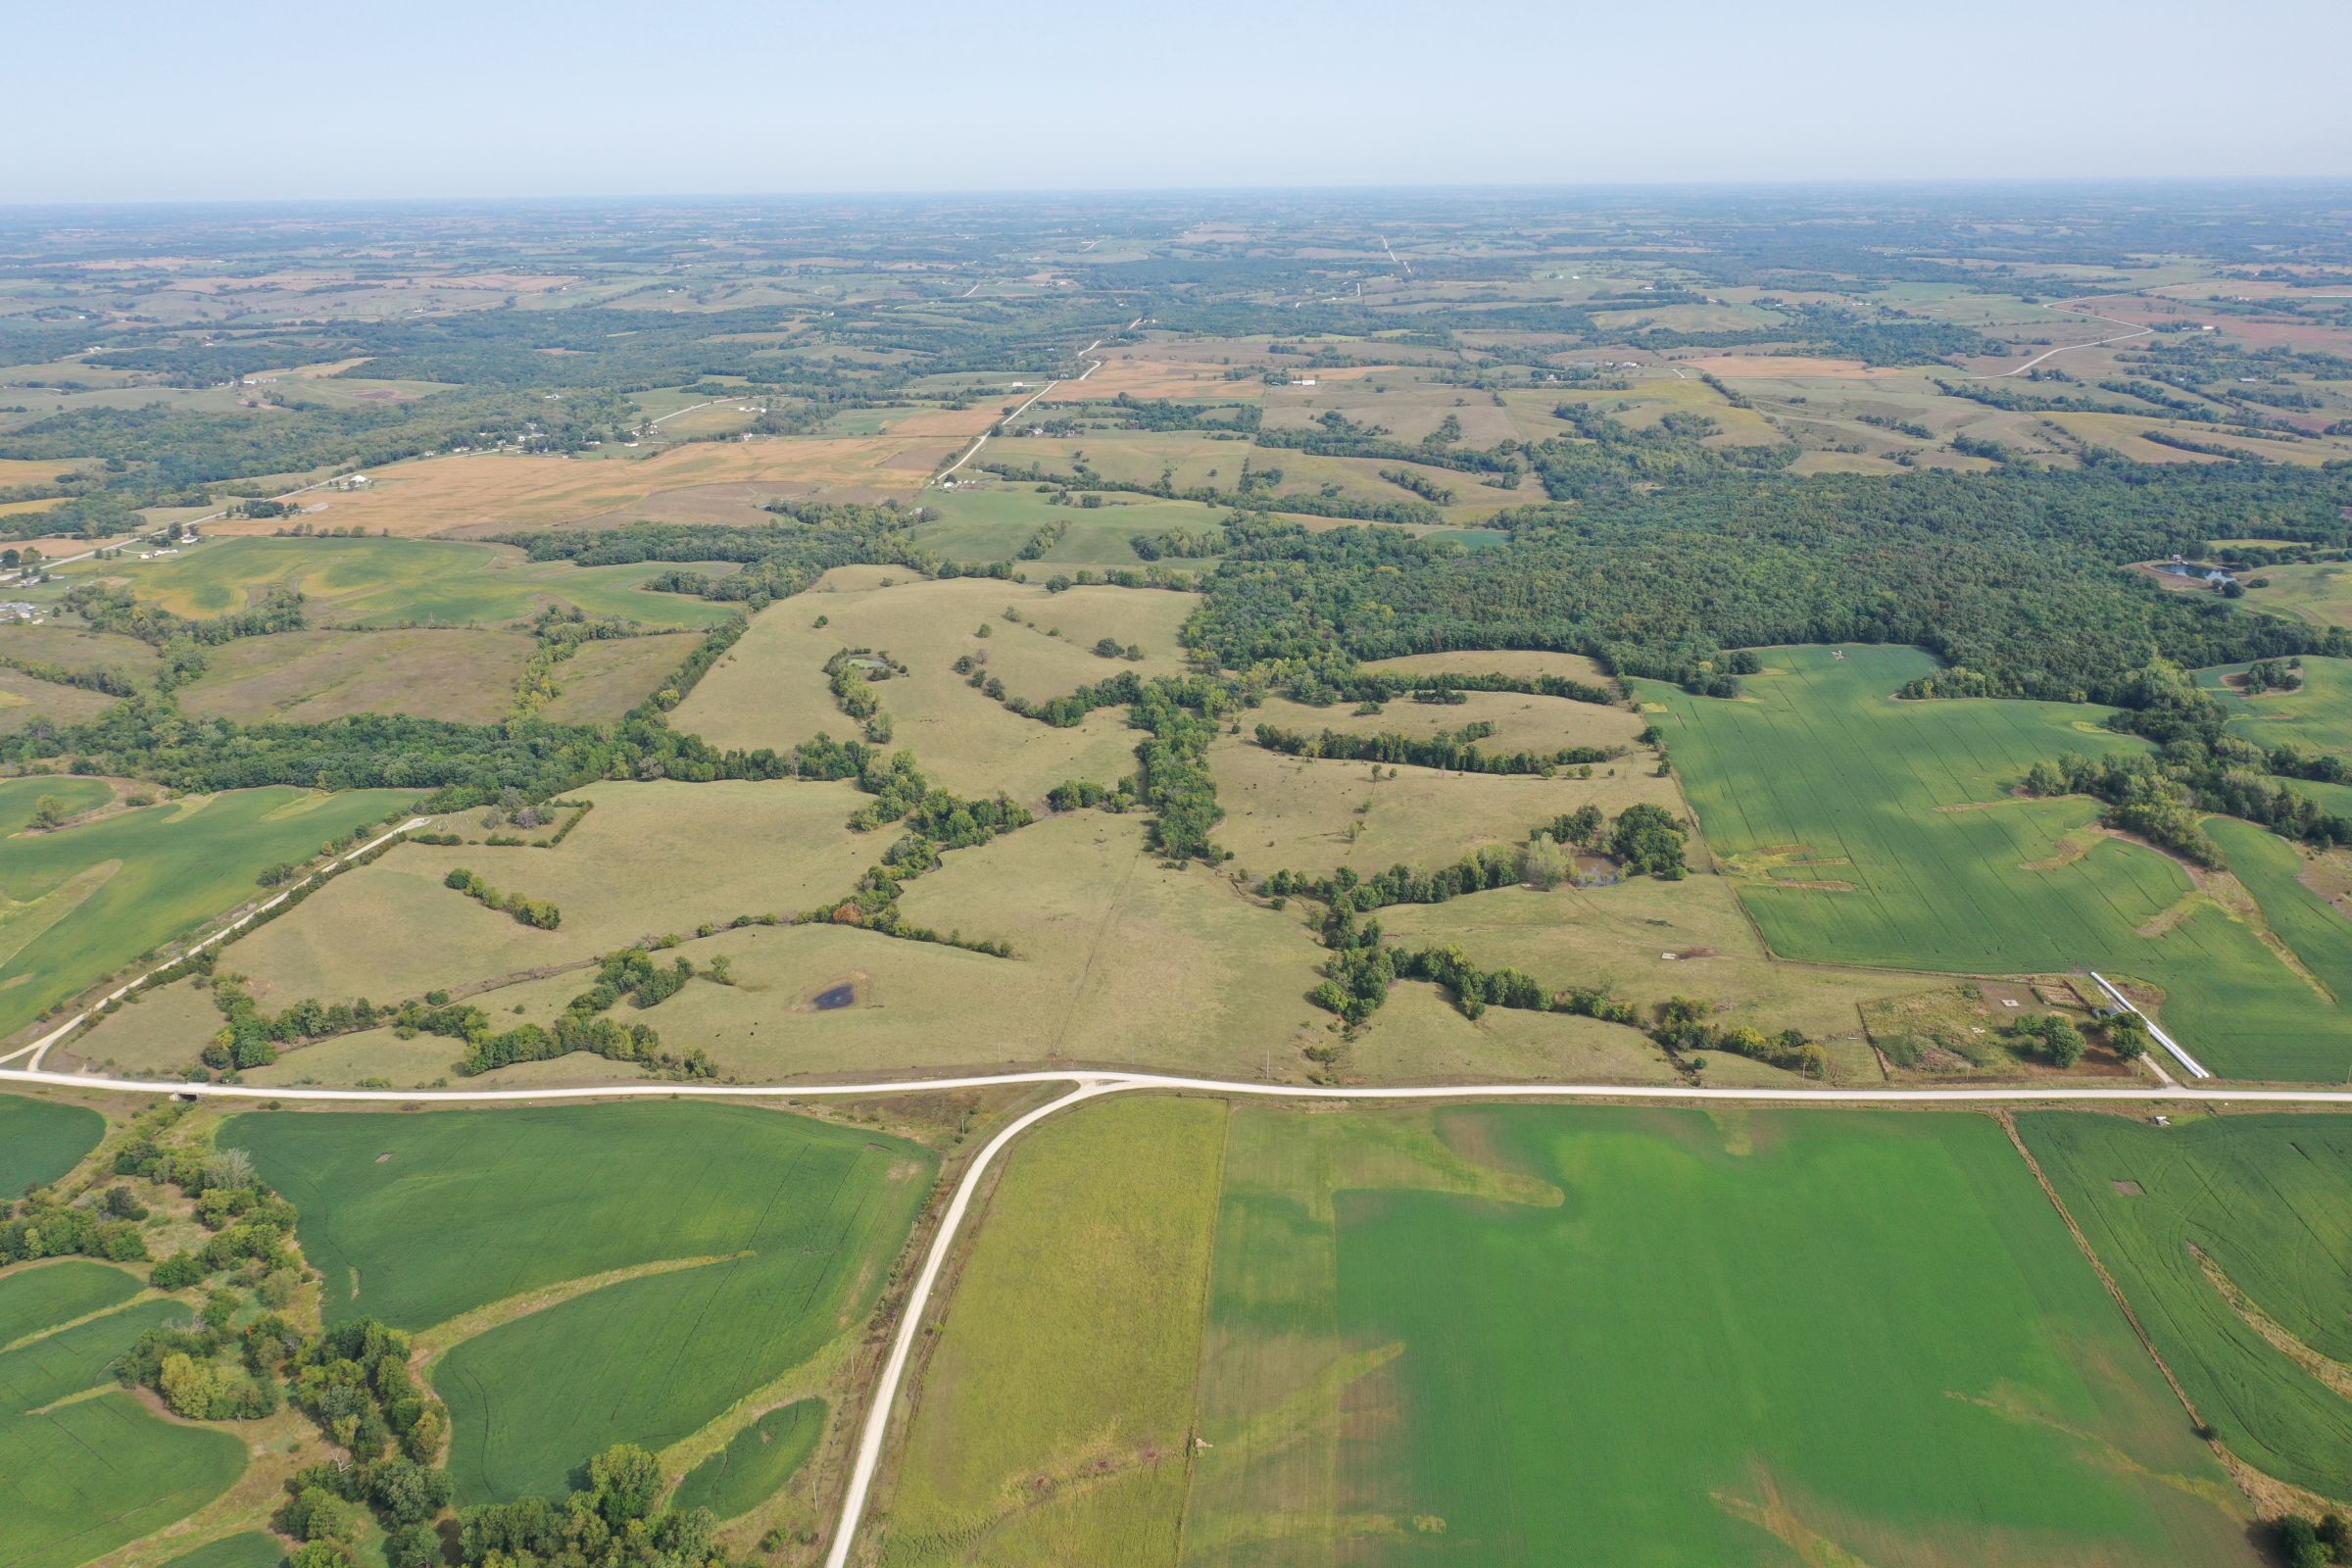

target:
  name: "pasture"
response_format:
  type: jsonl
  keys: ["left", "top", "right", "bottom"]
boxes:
{"left": 2234, "top": 563, "right": 2352, "bottom": 631}
{"left": 1180, "top": 1103, "right": 2250, "bottom": 1565}
{"left": 2021, "top": 1111, "right": 2352, "bottom": 1500}
{"left": 673, "top": 577, "right": 1168, "bottom": 801}
{"left": 224, "top": 779, "right": 880, "bottom": 1011}
{"left": 0, "top": 623, "right": 160, "bottom": 682}
{"left": 0, "top": 1093, "right": 104, "bottom": 1196}
{"left": 71, "top": 536, "right": 732, "bottom": 629}
{"left": 229, "top": 1102, "right": 936, "bottom": 1503}
{"left": 540, "top": 631, "right": 699, "bottom": 723}
{"left": 879, "top": 1097, "right": 1226, "bottom": 1567}
{"left": 0, "top": 1267, "right": 249, "bottom": 1568}
{"left": 1644, "top": 645, "right": 2348, "bottom": 1080}
{"left": 0, "top": 667, "right": 119, "bottom": 733}
{"left": 2200, "top": 657, "right": 2352, "bottom": 757}
{"left": 907, "top": 485, "right": 1229, "bottom": 567}
{"left": 1209, "top": 732, "right": 1673, "bottom": 881}
{"left": 0, "top": 781, "right": 411, "bottom": 1043}
{"left": 175, "top": 627, "right": 535, "bottom": 724}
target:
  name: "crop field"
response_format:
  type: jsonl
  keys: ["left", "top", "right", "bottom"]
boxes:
{"left": 2200, "top": 657, "right": 2352, "bottom": 757}
{"left": 671, "top": 1398, "right": 825, "bottom": 1522}
{"left": 230, "top": 1102, "right": 937, "bottom": 1503}
{"left": 0, "top": 1093, "right": 104, "bottom": 1195}
{"left": 224, "top": 779, "right": 879, "bottom": 1013}
{"left": 0, "top": 1264, "right": 250, "bottom": 1568}
{"left": 72, "top": 537, "right": 733, "bottom": 628}
{"left": 175, "top": 627, "right": 535, "bottom": 724}
{"left": 674, "top": 577, "right": 1159, "bottom": 801}
{"left": 1176, "top": 1103, "right": 2252, "bottom": 1565}
{"left": 1643, "top": 645, "right": 2351, "bottom": 1080}
{"left": 1210, "top": 734, "right": 1674, "bottom": 881}
{"left": 2020, "top": 1112, "right": 2352, "bottom": 1500}
{"left": 0, "top": 780, "right": 411, "bottom": 1043}
{"left": 879, "top": 1097, "right": 1226, "bottom": 1566}
{"left": 0, "top": 668, "right": 118, "bottom": 733}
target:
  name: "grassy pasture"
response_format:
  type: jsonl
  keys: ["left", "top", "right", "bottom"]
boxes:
{"left": 1251, "top": 689, "right": 1642, "bottom": 759}
{"left": 879, "top": 1097, "right": 1226, "bottom": 1567}
{"left": 540, "top": 631, "right": 699, "bottom": 723}
{"left": 0, "top": 623, "right": 160, "bottom": 682}
{"left": 60, "top": 974, "right": 226, "bottom": 1078}
{"left": 1644, "top": 645, "right": 2352, "bottom": 1080}
{"left": 71, "top": 537, "right": 732, "bottom": 629}
{"left": 230, "top": 1102, "right": 935, "bottom": 1504}
{"left": 2200, "top": 657, "right": 2352, "bottom": 757}
{"left": 2021, "top": 1112, "right": 2352, "bottom": 1500}
{"left": 0, "top": 1272, "right": 249, "bottom": 1568}
{"left": 175, "top": 627, "right": 535, "bottom": 724}
{"left": 1360, "top": 648, "right": 1615, "bottom": 688}
{"left": 224, "top": 780, "right": 878, "bottom": 1011}
{"left": 1181, "top": 1103, "right": 2250, "bottom": 1566}
{"left": 909, "top": 485, "right": 1228, "bottom": 567}
{"left": 674, "top": 579, "right": 1155, "bottom": 801}
{"left": 0, "top": 668, "right": 118, "bottom": 733}
{"left": 0, "top": 1094, "right": 104, "bottom": 1197}
{"left": 0, "top": 781, "right": 411, "bottom": 1043}
{"left": 671, "top": 1399, "right": 824, "bottom": 1522}
{"left": 1209, "top": 734, "right": 1674, "bottom": 881}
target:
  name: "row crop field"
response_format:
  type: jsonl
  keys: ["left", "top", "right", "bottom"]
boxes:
{"left": 881, "top": 1097, "right": 2260, "bottom": 1566}
{"left": 0, "top": 1093, "right": 102, "bottom": 1197}
{"left": 1, "top": 1261, "right": 250, "bottom": 1568}
{"left": 230, "top": 1101, "right": 937, "bottom": 1504}
{"left": 1642, "top": 645, "right": 2351, "bottom": 1081}
{"left": 0, "top": 779, "right": 413, "bottom": 1043}
{"left": 2199, "top": 656, "right": 2352, "bottom": 758}
{"left": 2021, "top": 1112, "right": 2352, "bottom": 1500}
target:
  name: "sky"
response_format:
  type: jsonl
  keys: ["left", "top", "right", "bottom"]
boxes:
{"left": 8, "top": 0, "right": 2350, "bottom": 204}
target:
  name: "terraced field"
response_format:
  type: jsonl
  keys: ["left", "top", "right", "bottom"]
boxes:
{"left": 0, "top": 780, "right": 412, "bottom": 1042}
{"left": 229, "top": 1102, "right": 936, "bottom": 1503}
{"left": 1644, "top": 645, "right": 2351, "bottom": 1080}
{"left": 2021, "top": 1111, "right": 2352, "bottom": 1500}
{"left": 0, "top": 1262, "right": 250, "bottom": 1568}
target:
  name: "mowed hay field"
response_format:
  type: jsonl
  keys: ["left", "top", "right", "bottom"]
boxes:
{"left": 1645, "top": 645, "right": 2352, "bottom": 1081}
{"left": 1, "top": 1262, "right": 251, "bottom": 1568}
{"left": 1250, "top": 688, "right": 1642, "bottom": 758}
{"left": 72, "top": 536, "right": 734, "bottom": 629}
{"left": 204, "top": 437, "right": 957, "bottom": 538}
{"left": 1210, "top": 736, "right": 1674, "bottom": 881}
{"left": 0, "top": 623, "right": 160, "bottom": 683}
{"left": 675, "top": 575, "right": 1185, "bottom": 801}
{"left": 879, "top": 1098, "right": 1226, "bottom": 1567}
{"left": 175, "top": 627, "right": 534, "bottom": 724}
{"left": 0, "top": 780, "right": 412, "bottom": 1043}
{"left": 0, "top": 1092, "right": 102, "bottom": 1196}
{"left": 223, "top": 780, "right": 880, "bottom": 1011}
{"left": 2234, "top": 564, "right": 2352, "bottom": 630}
{"left": 2201, "top": 657, "right": 2352, "bottom": 757}
{"left": 2022, "top": 1112, "right": 2352, "bottom": 1499}
{"left": 231, "top": 1102, "right": 936, "bottom": 1504}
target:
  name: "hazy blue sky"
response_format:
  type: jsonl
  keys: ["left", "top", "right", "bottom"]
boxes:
{"left": 8, "top": 0, "right": 2348, "bottom": 203}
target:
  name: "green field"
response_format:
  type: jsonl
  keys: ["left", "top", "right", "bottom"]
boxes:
{"left": 2021, "top": 1112, "right": 2352, "bottom": 1500}
{"left": 0, "top": 1263, "right": 250, "bottom": 1568}
{"left": 71, "top": 536, "right": 733, "bottom": 629}
{"left": 1644, "top": 645, "right": 2351, "bottom": 1080}
{"left": 880, "top": 1097, "right": 1227, "bottom": 1567}
{"left": 1182, "top": 1103, "right": 2249, "bottom": 1565}
{"left": 671, "top": 1399, "right": 824, "bottom": 1522}
{"left": 231, "top": 1102, "right": 936, "bottom": 1502}
{"left": 0, "top": 1095, "right": 103, "bottom": 1197}
{"left": 0, "top": 780, "right": 411, "bottom": 1042}
{"left": 2200, "top": 657, "right": 2352, "bottom": 758}
{"left": 908, "top": 485, "right": 1229, "bottom": 567}
{"left": 155, "top": 1534, "right": 293, "bottom": 1568}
